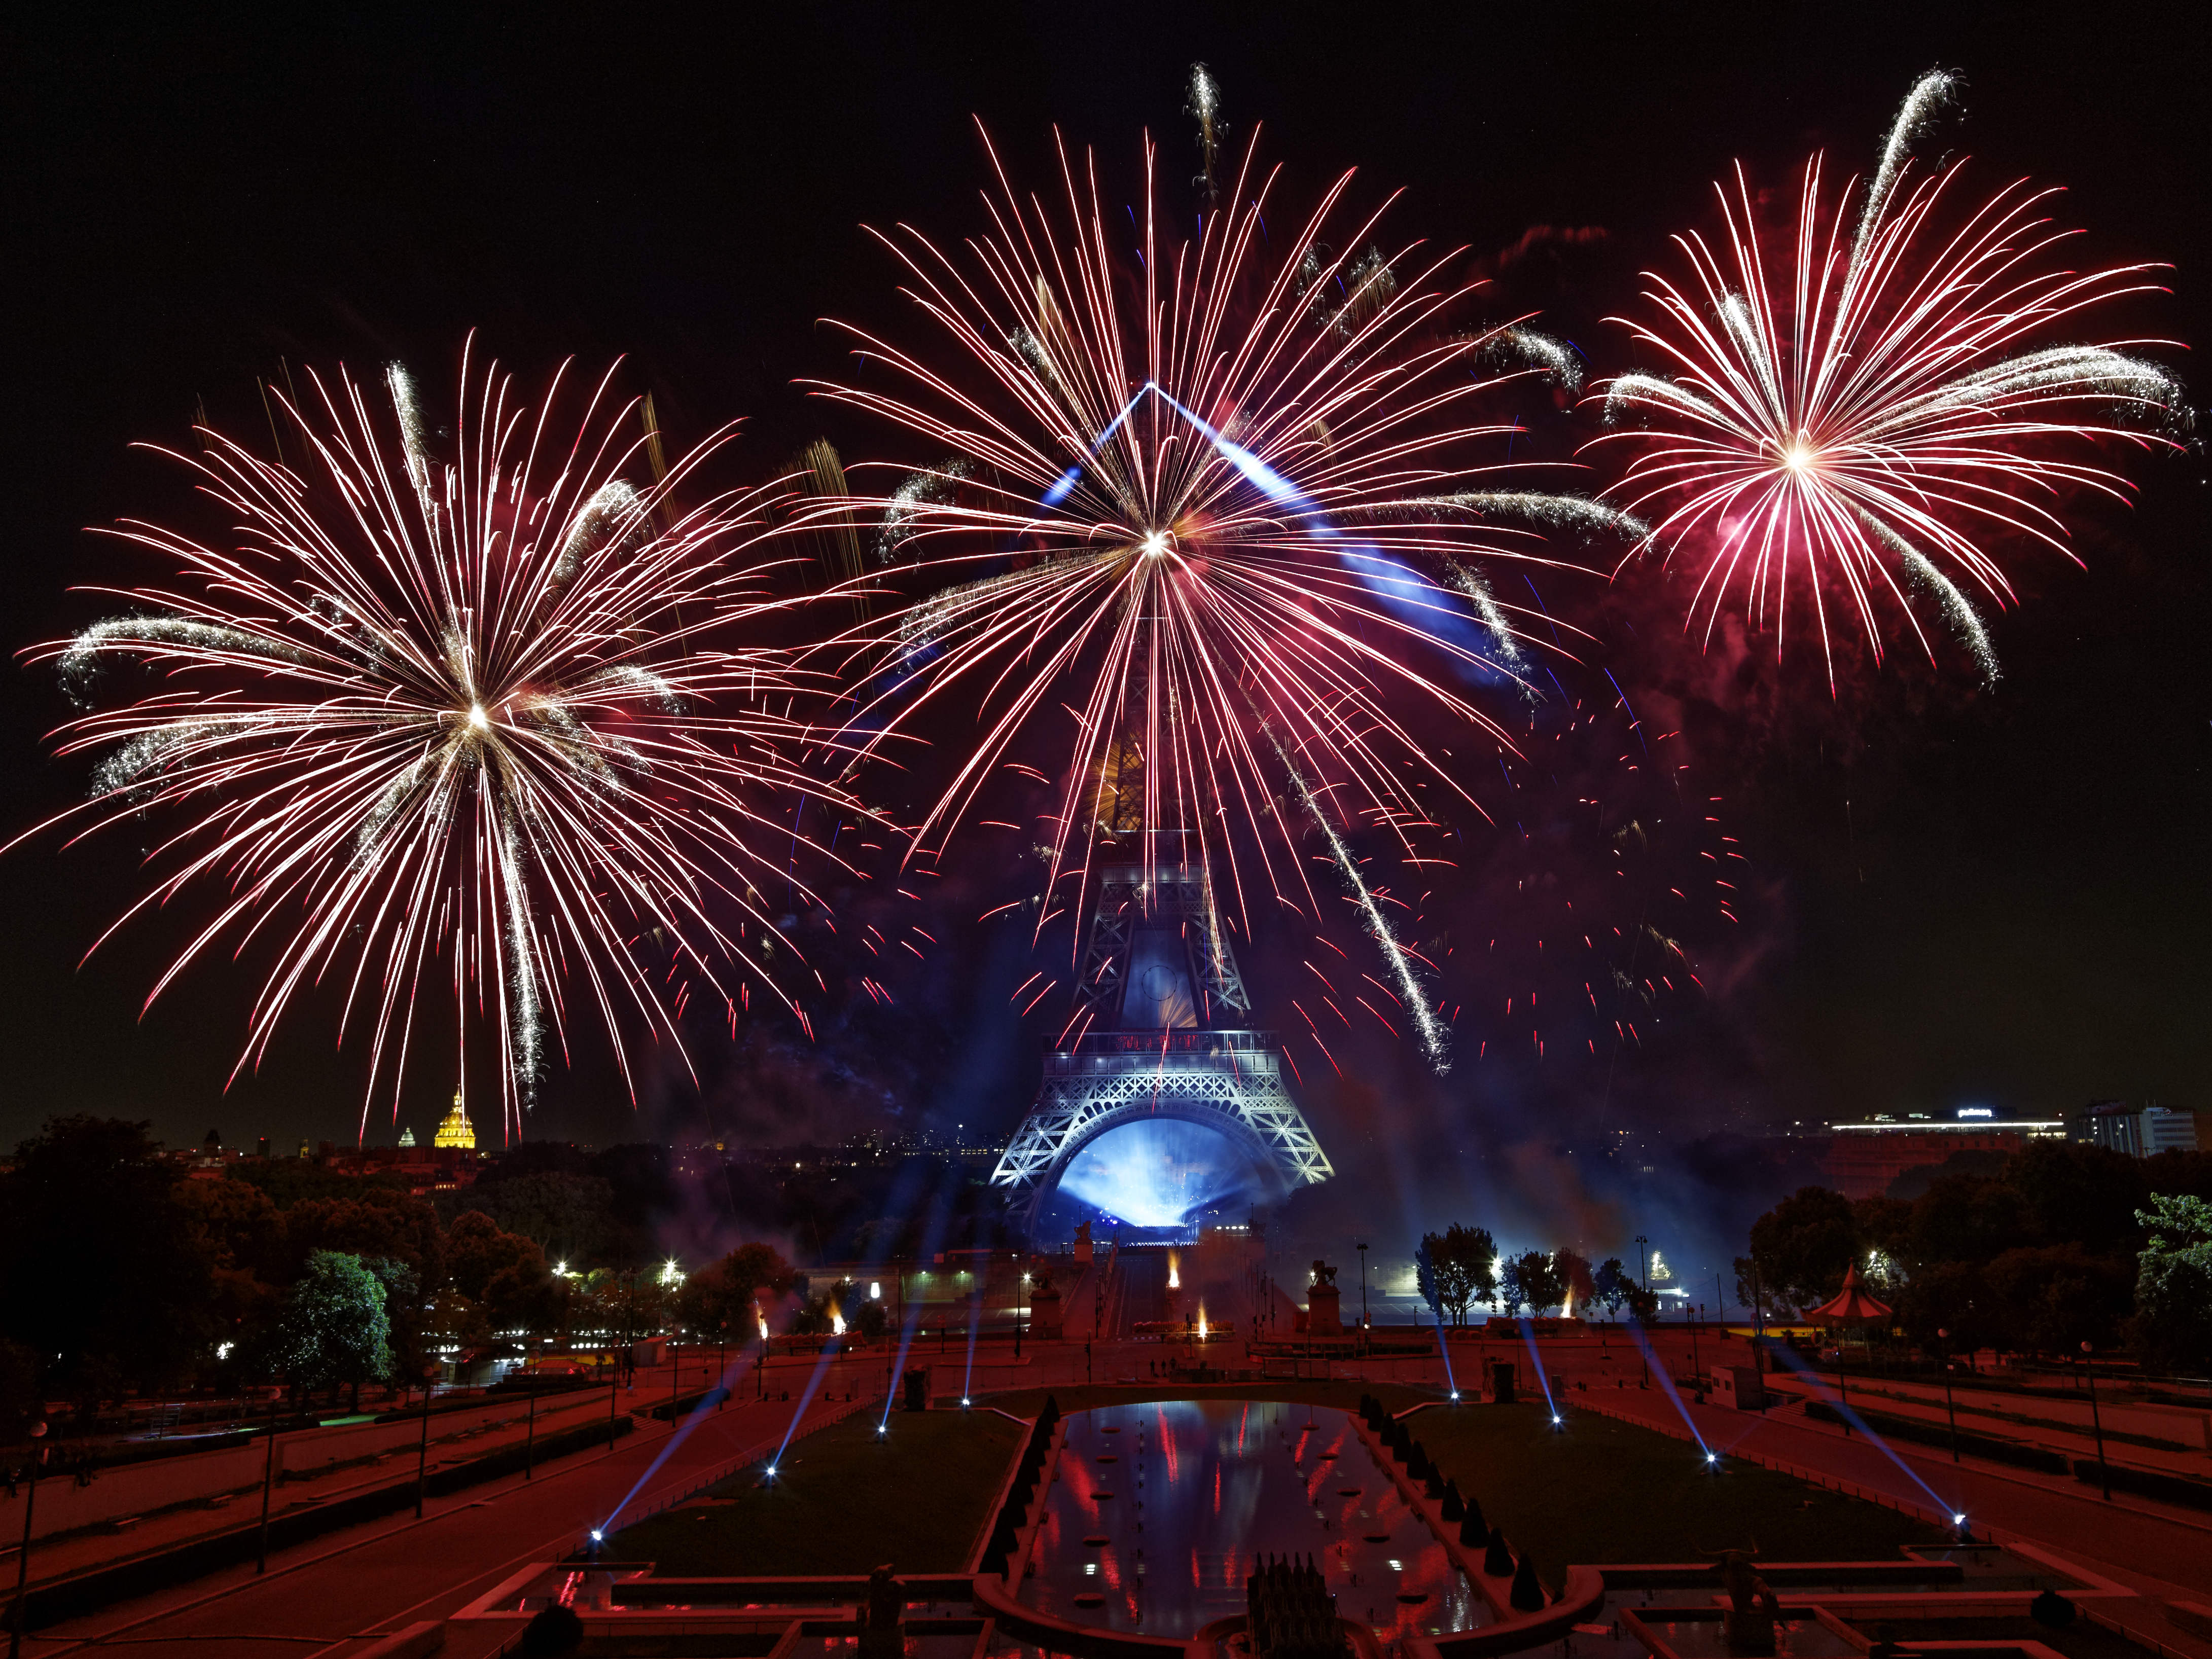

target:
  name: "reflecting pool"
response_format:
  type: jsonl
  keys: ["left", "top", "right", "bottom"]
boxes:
{"left": 1022, "top": 1400, "right": 1483, "bottom": 1643}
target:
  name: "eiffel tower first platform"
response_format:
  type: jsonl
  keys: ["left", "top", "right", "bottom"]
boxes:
{"left": 989, "top": 863, "right": 1334, "bottom": 1240}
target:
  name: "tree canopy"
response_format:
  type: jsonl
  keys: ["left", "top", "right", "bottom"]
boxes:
{"left": 1414, "top": 1225, "right": 1496, "bottom": 1325}
{"left": 277, "top": 1250, "right": 393, "bottom": 1399}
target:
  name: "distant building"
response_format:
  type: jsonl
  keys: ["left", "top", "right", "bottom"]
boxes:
{"left": 398, "top": 1127, "right": 416, "bottom": 1148}
{"left": 433, "top": 1090, "right": 477, "bottom": 1150}
{"left": 2070, "top": 1101, "right": 2199, "bottom": 1159}
{"left": 1822, "top": 1107, "right": 2063, "bottom": 1199}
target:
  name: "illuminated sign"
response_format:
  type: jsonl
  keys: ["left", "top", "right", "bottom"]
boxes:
{"left": 1956, "top": 1107, "right": 1994, "bottom": 1119}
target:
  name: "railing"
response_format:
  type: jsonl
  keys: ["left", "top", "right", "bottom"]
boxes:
{"left": 1043, "top": 1029, "right": 1282, "bottom": 1075}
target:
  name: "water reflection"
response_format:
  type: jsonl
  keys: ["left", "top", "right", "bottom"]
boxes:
{"left": 1023, "top": 1400, "right": 1483, "bottom": 1642}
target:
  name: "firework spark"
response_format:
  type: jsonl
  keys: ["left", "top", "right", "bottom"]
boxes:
{"left": 804, "top": 127, "right": 1639, "bottom": 1063}
{"left": 1187, "top": 62, "right": 1227, "bottom": 205}
{"left": 1599, "top": 70, "right": 2185, "bottom": 682}
{"left": 22, "top": 343, "right": 852, "bottom": 1134}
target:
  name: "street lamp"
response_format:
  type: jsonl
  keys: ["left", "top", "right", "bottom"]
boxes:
{"left": 2081, "top": 1341, "right": 2110, "bottom": 1499}
{"left": 1634, "top": 1236, "right": 1651, "bottom": 1384}
{"left": 257, "top": 1388, "right": 282, "bottom": 1570}
{"left": 1356, "top": 1241, "right": 1369, "bottom": 1330}
{"left": 1936, "top": 1328, "right": 1960, "bottom": 1463}
{"left": 8, "top": 1420, "right": 48, "bottom": 1659}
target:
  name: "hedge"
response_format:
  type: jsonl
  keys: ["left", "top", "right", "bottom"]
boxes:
{"left": 2072, "top": 1459, "right": 2212, "bottom": 1511}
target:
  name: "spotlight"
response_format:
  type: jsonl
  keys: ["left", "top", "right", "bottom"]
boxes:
{"left": 1952, "top": 1512, "right": 1967, "bottom": 1527}
{"left": 764, "top": 1464, "right": 778, "bottom": 1478}
{"left": 961, "top": 1397, "right": 972, "bottom": 1408}
{"left": 1449, "top": 1390, "right": 1460, "bottom": 1402}
{"left": 589, "top": 1529, "right": 604, "bottom": 1542}
{"left": 876, "top": 1424, "right": 887, "bottom": 1437}
{"left": 1704, "top": 1453, "right": 1718, "bottom": 1465}
{"left": 1551, "top": 1414, "right": 1562, "bottom": 1427}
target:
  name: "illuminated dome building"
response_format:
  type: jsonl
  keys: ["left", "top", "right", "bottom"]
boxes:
{"left": 432, "top": 1090, "right": 477, "bottom": 1150}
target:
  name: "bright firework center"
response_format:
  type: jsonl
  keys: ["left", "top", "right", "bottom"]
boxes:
{"left": 991, "top": 865, "right": 1333, "bottom": 1242}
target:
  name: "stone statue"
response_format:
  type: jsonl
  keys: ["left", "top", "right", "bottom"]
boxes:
{"left": 858, "top": 1563, "right": 902, "bottom": 1659}
{"left": 1707, "top": 1547, "right": 1779, "bottom": 1656}
{"left": 1310, "top": 1260, "right": 1337, "bottom": 1287}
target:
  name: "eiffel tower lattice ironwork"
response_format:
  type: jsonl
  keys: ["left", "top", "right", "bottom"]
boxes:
{"left": 990, "top": 863, "right": 1333, "bottom": 1238}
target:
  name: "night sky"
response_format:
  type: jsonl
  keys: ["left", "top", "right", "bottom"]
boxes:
{"left": 3, "top": 4, "right": 2206, "bottom": 1179}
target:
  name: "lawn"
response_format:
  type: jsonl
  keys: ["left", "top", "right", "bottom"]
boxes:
{"left": 1411, "top": 1401, "right": 1946, "bottom": 1588}
{"left": 610, "top": 1407, "right": 1025, "bottom": 1576}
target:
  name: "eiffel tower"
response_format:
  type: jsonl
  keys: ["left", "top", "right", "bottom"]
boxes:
{"left": 989, "top": 861, "right": 1335, "bottom": 1240}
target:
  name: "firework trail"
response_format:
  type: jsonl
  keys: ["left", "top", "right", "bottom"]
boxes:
{"left": 1267, "top": 726, "right": 1450, "bottom": 1070}
{"left": 21, "top": 343, "right": 857, "bottom": 1134}
{"left": 1187, "top": 62, "right": 1226, "bottom": 206}
{"left": 804, "top": 127, "right": 1639, "bottom": 1051}
{"left": 1598, "top": 70, "right": 2185, "bottom": 684}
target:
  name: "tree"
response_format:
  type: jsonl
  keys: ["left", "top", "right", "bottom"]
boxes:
{"left": 2133, "top": 1194, "right": 2212, "bottom": 1373}
{"left": 1746, "top": 1187, "right": 1860, "bottom": 1314}
{"left": 1496, "top": 1256, "right": 1527, "bottom": 1318}
{"left": 676, "top": 1243, "right": 797, "bottom": 1342}
{"left": 1414, "top": 1225, "right": 1496, "bottom": 1326}
{"left": 1984, "top": 1245, "right": 2134, "bottom": 1357}
{"left": 451, "top": 1173, "right": 616, "bottom": 1269}
{"left": 177, "top": 1176, "right": 284, "bottom": 1375}
{"left": 1893, "top": 1259, "right": 1991, "bottom": 1355}
{"left": 1852, "top": 1197, "right": 1914, "bottom": 1292}
{"left": 0, "top": 1339, "right": 41, "bottom": 1441}
{"left": 2006, "top": 1141, "right": 2149, "bottom": 1259}
{"left": 1905, "top": 1174, "right": 2029, "bottom": 1276}
{"left": 1591, "top": 1258, "right": 1630, "bottom": 1319}
{"left": 444, "top": 1210, "right": 546, "bottom": 1302}
{"left": 277, "top": 1251, "right": 393, "bottom": 1409}
{"left": 0, "top": 1116, "right": 217, "bottom": 1410}
{"left": 284, "top": 1188, "right": 444, "bottom": 1286}
{"left": 1415, "top": 1234, "right": 1445, "bottom": 1324}
{"left": 485, "top": 1258, "right": 573, "bottom": 1346}
{"left": 1508, "top": 1251, "right": 1567, "bottom": 1316}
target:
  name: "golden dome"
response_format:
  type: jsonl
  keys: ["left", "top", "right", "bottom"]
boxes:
{"left": 433, "top": 1089, "right": 476, "bottom": 1150}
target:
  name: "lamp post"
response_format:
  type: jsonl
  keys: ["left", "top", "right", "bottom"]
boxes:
{"left": 2082, "top": 1341, "right": 2111, "bottom": 1499}
{"left": 1934, "top": 1330, "right": 1960, "bottom": 1463}
{"left": 1014, "top": 1263, "right": 1028, "bottom": 1359}
{"left": 1689, "top": 1307, "right": 1702, "bottom": 1384}
{"left": 1357, "top": 1241, "right": 1369, "bottom": 1330}
{"left": 1750, "top": 1260, "right": 1768, "bottom": 1413}
{"left": 1634, "top": 1236, "right": 1651, "bottom": 1384}
{"left": 413, "top": 1371, "right": 433, "bottom": 1519}
{"left": 8, "top": 1421, "right": 48, "bottom": 1659}
{"left": 256, "top": 1389, "right": 281, "bottom": 1571}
